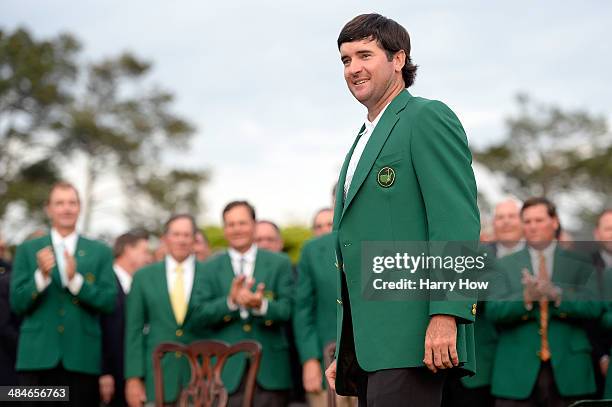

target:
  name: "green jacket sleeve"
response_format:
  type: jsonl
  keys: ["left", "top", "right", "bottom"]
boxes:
{"left": 192, "top": 267, "right": 240, "bottom": 328}
{"left": 411, "top": 100, "right": 480, "bottom": 323}
{"left": 74, "top": 245, "right": 116, "bottom": 313}
{"left": 125, "top": 271, "right": 147, "bottom": 379}
{"left": 9, "top": 243, "right": 42, "bottom": 315}
{"left": 293, "top": 246, "right": 321, "bottom": 363}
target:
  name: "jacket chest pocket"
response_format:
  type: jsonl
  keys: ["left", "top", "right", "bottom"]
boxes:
{"left": 372, "top": 150, "right": 406, "bottom": 190}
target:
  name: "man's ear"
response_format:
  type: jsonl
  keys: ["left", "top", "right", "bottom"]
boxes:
{"left": 394, "top": 50, "right": 406, "bottom": 72}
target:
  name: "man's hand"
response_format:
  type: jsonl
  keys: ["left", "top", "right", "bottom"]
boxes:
{"left": 600, "top": 355, "right": 610, "bottom": 377}
{"left": 521, "top": 269, "right": 540, "bottom": 309}
{"left": 99, "top": 374, "right": 115, "bottom": 404}
{"left": 423, "top": 315, "right": 458, "bottom": 373}
{"left": 125, "top": 378, "right": 146, "bottom": 407}
{"left": 228, "top": 275, "right": 246, "bottom": 305}
{"left": 36, "top": 247, "right": 56, "bottom": 276}
{"left": 535, "top": 279, "right": 562, "bottom": 306}
{"left": 236, "top": 279, "right": 265, "bottom": 309}
{"left": 64, "top": 250, "right": 76, "bottom": 281}
{"left": 303, "top": 358, "right": 323, "bottom": 393}
{"left": 325, "top": 359, "right": 336, "bottom": 391}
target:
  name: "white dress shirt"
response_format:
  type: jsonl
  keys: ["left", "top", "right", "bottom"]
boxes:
{"left": 528, "top": 241, "right": 557, "bottom": 278}
{"left": 165, "top": 254, "right": 195, "bottom": 302}
{"left": 227, "top": 244, "right": 267, "bottom": 318}
{"left": 601, "top": 250, "right": 612, "bottom": 269}
{"left": 35, "top": 228, "right": 83, "bottom": 294}
{"left": 343, "top": 103, "right": 391, "bottom": 198}
{"left": 113, "top": 264, "right": 133, "bottom": 295}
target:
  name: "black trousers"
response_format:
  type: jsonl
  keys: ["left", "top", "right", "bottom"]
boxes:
{"left": 494, "top": 362, "right": 582, "bottom": 407}
{"left": 337, "top": 272, "right": 446, "bottom": 407}
{"left": 441, "top": 375, "right": 494, "bottom": 407}
{"left": 18, "top": 363, "right": 99, "bottom": 407}
{"left": 355, "top": 367, "right": 446, "bottom": 407}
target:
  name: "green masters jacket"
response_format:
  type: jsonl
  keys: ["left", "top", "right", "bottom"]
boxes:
{"left": 486, "top": 247, "right": 601, "bottom": 399}
{"left": 192, "top": 249, "right": 294, "bottom": 393}
{"left": 124, "top": 260, "right": 208, "bottom": 403}
{"left": 333, "top": 89, "right": 480, "bottom": 395}
{"left": 10, "top": 234, "right": 116, "bottom": 375}
{"left": 293, "top": 233, "right": 337, "bottom": 372}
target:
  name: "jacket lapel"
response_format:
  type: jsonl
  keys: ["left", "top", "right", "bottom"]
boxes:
{"left": 333, "top": 125, "right": 364, "bottom": 232}
{"left": 253, "top": 250, "right": 270, "bottom": 285}
{"left": 154, "top": 261, "right": 176, "bottom": 325}
{"left": 184, "top": 261, "right": 204, "bottom": 323}
{"left": 340, "top": 90, "right": 412, "bottom": 222}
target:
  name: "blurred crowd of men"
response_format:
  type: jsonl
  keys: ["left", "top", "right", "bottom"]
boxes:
{"left": 0, "top": 181, "right": 611, "bottom": 407}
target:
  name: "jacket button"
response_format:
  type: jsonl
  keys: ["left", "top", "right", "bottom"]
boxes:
{"left": 223, "top": 315, "right": 232, "bottom": 322}
{"left": 57, "top": 325, "right": 64, "bottom": 334}
{"left": 175, "top": 351, "right": 182, "bottom": 358}
{"left": 243, "top": 324, "right": 252, "bottom": 333}
{"left": 176, "top": 329, "right": 183, "bottom": 337}
{"left": 31, "top": 292, "right": 38, "bottom": 300}
{"left": 72, "top": 298, "right": 79, "bottom": 305}
{"left": 559, "top": 313, "right": 568, "bottom": 319}
{"left": 521, "top": 315, "right": 529, "bottom": 321}
{"left": 264, "top": 320, "right": 273, "bottom": 327}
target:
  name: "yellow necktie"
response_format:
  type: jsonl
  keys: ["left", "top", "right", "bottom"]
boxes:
{"left": 170, "top": 264, "right": 187, "bottom": 325}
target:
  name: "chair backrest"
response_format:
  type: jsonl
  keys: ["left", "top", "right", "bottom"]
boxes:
{"left": 324, "top": 341, "right": 337, "bottom": 407}
{"left": 153, "top": 340, "right": 262, "bottom": 407}
{"left": 569, "top": 401, "right": 612, "bottom": 406}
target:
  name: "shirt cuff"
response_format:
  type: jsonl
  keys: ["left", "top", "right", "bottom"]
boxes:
{"left": 252, "top": 299, "right": 268, "bottom": 316}
{"left": 227, "top": 297, "right": 239, "bottom": 311}
{"left": 66, "top": 273, "right": 84, "bottom": 295}
{"left": 34, "top": 269, "right": 52, "bottom": 292}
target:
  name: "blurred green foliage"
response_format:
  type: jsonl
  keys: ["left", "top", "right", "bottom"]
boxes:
{"left": 202, "top": 224, "right": 313, "bottom": 264}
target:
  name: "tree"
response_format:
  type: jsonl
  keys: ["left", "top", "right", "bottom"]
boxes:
{"left": 0, "top": 27, "right": 208, "bottom": 236}
{"left": 55, "top": 52, "right": 206, "bottom": 232}
{"left": 475, "top": 93, "right": 611, "bottom": 226}
{"left": 0, "top": 28, "right": 79, "bottom": 226}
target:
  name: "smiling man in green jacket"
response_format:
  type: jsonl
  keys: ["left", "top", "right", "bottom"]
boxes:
{"left": 487, "top": 197, "right": 601, "bottom": 406}
{"left": 325, "top": 13, "right": 480, "bottom": 407}
{"left": 10, "top": 181, "right": 117, "bottom": 406}
{"left": 124, "top": 214, "right": 208, "bottom": 406}
{"left": 193, "top": 201, "right": 294, "bottom": 407}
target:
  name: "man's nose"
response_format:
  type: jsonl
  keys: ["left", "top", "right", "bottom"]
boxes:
{"left": 346, "top": 61, "right": 363, "bottom": 76}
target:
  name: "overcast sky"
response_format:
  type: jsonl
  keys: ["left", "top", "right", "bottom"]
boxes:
{"left": 3, "top": 1, "right": 611, "bottom": 236}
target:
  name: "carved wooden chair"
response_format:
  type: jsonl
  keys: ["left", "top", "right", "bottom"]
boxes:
{"left": 153, "top": 340, "right": 262, "bottom": 407}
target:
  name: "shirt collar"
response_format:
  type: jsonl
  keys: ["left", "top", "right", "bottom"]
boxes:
{"left": 528, "top": 241, "right": 557, "bottom": 259}
{"left": 364, "top": 102, "right": 391, "bottom": 134}
{"left": 165, "top": 254, "right": 195, "bottom": 272}
{"left": 113, "top": 264, "right": 133, "bottom": 294}
{"left": 228, "top": 244, "right": 257, "bottom": 263}
{"left": 50, "top": 228, "right": 78, "bottom": 251}
{"left": 496, "top": 240, "right": 525, "bottom": 257}
{"left": 601, "top": 250, "right": 612, "bottom": 268}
